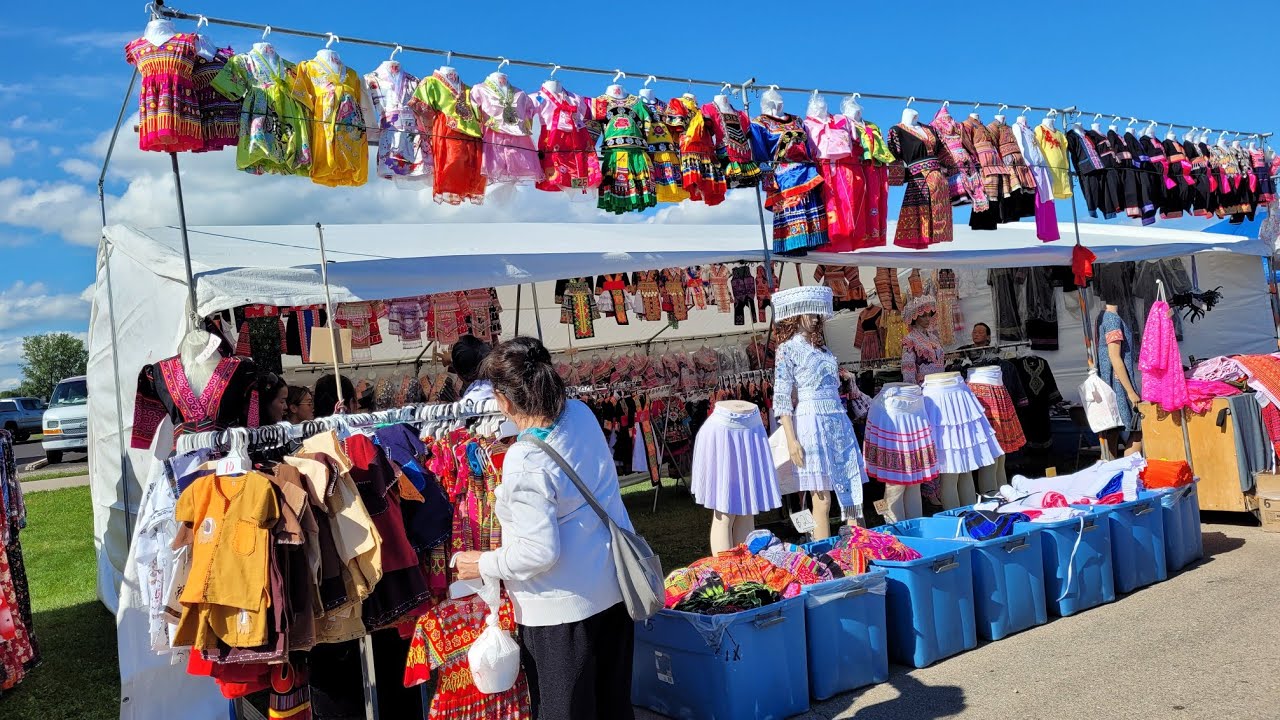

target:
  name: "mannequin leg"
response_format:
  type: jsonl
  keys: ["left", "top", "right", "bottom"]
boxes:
{"left": 730, "top": 514, "right": 756, "bottom": 547}
{"left": 883, "top": 483, "right": 923, "bottom": 523}
{"left": 957, "top": 471, "right": 977, "bottom": 508}
{"left": 882, "top": 483, "right": 907, "bottom": 524}
{"left": 1125, "top": 432, "right": 1144, "bottom": 457}
{"left": 903, "top": 484, "right": 923, "bottom": 520}
{"left": 976, "top": 462, "right": 1000, "bottom": 495}
{"left": 810, "top": 491, "right": 832, "bottom": 540}
{"left": 710, "top": 511, "right": 735, "bottom": 555}
{"left": 939, "top": 473, "right": 962, "bottom": 510}
{"left": 994, "top": 454, "right": 1007, "bottom": 486}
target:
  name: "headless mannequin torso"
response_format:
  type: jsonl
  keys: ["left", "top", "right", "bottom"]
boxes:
{"left": 922, "top": 371, "right": 981, "bottom": 510}
{"left": 179, "top": 328, "right": 222, "bottom": 397}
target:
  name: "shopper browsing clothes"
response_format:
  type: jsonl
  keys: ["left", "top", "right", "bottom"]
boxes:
{"left": 313, "top": 373, "right": 357, "bottom": 416}
{"left": 285, "top": 385, "right": 315, "bottom": 423}
{"left": 1096, "top": 303, "right": 1143, "bottom": 457}
{"left": 453, "top": 337, "right": 637, "bottom": 720}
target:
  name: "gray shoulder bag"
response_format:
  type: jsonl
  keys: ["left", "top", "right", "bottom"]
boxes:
{"left": 522, "top": 436, "right": 664, "bottom": 621}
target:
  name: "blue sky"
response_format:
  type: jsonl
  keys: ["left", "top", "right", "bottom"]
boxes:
{"left": 0, "top": 0, "right": 1274, "bottom": 390}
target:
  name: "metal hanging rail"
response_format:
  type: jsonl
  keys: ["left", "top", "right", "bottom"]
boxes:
{"left": 150, "top": 1, "right": 1271, "bottom": 137}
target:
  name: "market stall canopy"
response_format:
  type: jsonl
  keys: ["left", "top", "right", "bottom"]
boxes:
{"left": 104, "top": 219, "right": 1271, "bottom": 318}
{"left": 102, "top": 222, "right": 766, "bottom": 316}
{"left": 807, "top": 221, "right": 1272, "bottom": 269}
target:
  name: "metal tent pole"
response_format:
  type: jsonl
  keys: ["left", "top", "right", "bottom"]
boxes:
{"left": 514, "top": 284, "right": 523, "bottom": 337}
{"left": 169, "top": 152, "right": 200, "bottom": 323}
{"left": 97, "top": 70, "right": 139, "bottom": 540}
{"left": 741, "top": 81, "right": 776, "bottom": 289}
{"left": 530, "top": 283, "right": 545, "bottom": 341}
{"left": 314, "top": 223, "right": 346, "bottom": 407}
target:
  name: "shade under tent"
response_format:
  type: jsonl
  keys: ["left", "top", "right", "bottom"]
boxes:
{"left": 91, "top": 218, "right": 1273, "bottom": 720}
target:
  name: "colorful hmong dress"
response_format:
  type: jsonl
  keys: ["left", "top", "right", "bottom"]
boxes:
{"left": 704, "top": 102, "right": 762, "bottom": 188}
{"left": 125, "top": 32, "right": 204, "bottom": 152}
{"left": 211, "top": 48, "right": 312, "bottom": 175}
{"left": 852, "top": 120, "right": 894, "bottom": 247}
{"left": 751, "top": 114, "right": 828, "bottom": 254}
{"left": 292, "top": 57, "right": 369, "bottom": 187}
{"left": 929, "top": 107, "right": 989, "bottom": 211}
{"left": 404, "top": 594, "right": 531, "bottom": 720}
{"left": 412, "top": 73, "right": 487, "bottom": 205}
{"left": 533, "top": 87, "right": 601, "bottom": 194}
{"left": 191, "top": 47, "right": 239, "bottom": 152}
{"left": 669, "top": 97, "right": 727, "bottom": 205}
{"left": 560, "top": 278, "right": 601, "bottom": 339}
{"left": 633, "top": 270, "right": 663, "bottom": 321}
{"left": 989, "top": 120, "right": 1037, "bottom": 221}
{"left": 887, "top": 123, "right": 952, "bottom": 249}
{"left": 471, "top": 80, "right": 544, "bottom": 185}
{"left": 365, "top": 62, "right": 430, "bottom": 183}
{"left": 805, "top": 113, "right": 870, "bottom": 252}
{"left": 590, "top": 95, "right": 657, "bottom": 213}
{"left": 642, "top": 99, "right": 689, "bottom": 202}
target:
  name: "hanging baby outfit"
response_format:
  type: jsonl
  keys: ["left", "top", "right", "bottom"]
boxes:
{"left": 471, "top": 80, "right": 543, "bottom": 185}
{"left": 412, "top": 73, "right": 487, "bottom": 205}
{"left": 533, "top": 87, "right": 602, "bottom": 194}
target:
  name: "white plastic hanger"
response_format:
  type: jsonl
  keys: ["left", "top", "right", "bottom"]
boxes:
{"left": 638, "top": 75, "right": 657, "bottom": 102}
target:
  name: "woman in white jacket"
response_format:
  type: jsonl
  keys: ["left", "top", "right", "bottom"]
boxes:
{"left": 454, "top": 336, "right": 636, "bottom": 720}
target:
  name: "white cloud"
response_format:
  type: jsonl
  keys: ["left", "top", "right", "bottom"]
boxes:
{"left": 10, "top": 115, "right": 61, "bottom": 133}
{"left": 0, "top": 177, "right": 102, "bottom": 246}
{"left": 0, "top": 336, "right": 23, "bottom": 365}
{"left": 60, "top": 158, "right": 99, "bottom": 181}
{"left": 0, "top": 377, "right": 18, "bottom": 392}
{"left": 0, "top": 139, "right": 13, "bottom": 166}
{"left": 0, "top": 281, "right": 90, "bottom": 331}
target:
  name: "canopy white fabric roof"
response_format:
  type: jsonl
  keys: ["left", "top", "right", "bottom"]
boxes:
{"left": 91, "top": 220, "right": 1273, "bottom": 720}
{"left": 807, "top": 221, "right": 1272, "bottom": 268}
{"left": 114, "top": 220, "right": 1269, "bottom": 317}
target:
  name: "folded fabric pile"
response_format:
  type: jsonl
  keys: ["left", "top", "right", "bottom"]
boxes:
{"left": 662, "top": 544, "right": 802, "bottom": 612}
{"left": 960, "top": 509, "right": 1031, "bottom": 540}
{"left": 817, "top": 526, "right": 922, "bottom": 574}
{"left": 1139, "top": 458, "right": 1193, "bottom": 489}
{"left": 746, "top": 530, "right": 833, "bottom": 585}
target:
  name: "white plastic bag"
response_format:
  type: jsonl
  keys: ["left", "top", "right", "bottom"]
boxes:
{"left": 467, "top": 575, "right": 520, "bottom": 695}
{"left": 1078, "top": 369, "right": 1123, "bottom": 433}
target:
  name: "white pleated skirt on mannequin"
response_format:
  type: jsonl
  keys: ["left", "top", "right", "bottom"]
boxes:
{"left": 691, "top": 404, "right": 782, "bottom": 515}
{"left": 921, "top": 373, "right": 1004, "bottom": 474}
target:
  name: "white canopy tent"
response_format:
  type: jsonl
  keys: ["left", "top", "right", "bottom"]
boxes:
{"left": 91, "top": 219, "right": 1273, "bottom": 720}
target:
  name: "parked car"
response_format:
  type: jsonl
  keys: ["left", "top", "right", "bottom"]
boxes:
{"left": 42, "top": 376, "right": 88, "bottom": 464}
{"left": 0, "top": 397, "right": 45, "bottom": 442}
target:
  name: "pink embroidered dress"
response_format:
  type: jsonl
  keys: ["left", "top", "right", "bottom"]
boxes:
{"left": 471, "top": 79, "right": 544, "bottom": 185}
{"left": 533, "top": 86, "right": 601, "bottom": 194}
{"left": 805, "top": 114, "right": 870, "bottom": 252}
{"left": 125, "top": 32, "right": 204, "bottom": 152}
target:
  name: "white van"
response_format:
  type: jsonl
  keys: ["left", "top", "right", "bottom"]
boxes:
{"left": 42, "top": 375, "right": 88, "bottom": 464}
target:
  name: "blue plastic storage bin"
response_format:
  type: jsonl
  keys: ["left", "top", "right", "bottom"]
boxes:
{"left": 632, "top": 595, "right": 810, "bottom": 720}
{"left": 887, "top": 516, "right": 1048, "bottom": 641}
{"left": 802, "top": 568, "right": 889, "bottom": 700}
{"left": 1074, "top": 495, "right": 1167, "bottom": 594}
{"left": 1019, "top": 512, "right": 1115, "bottom": 617}
{"left": 807, "top": 533, "right": 975, "bottom": 668}
{"left": 1152, "top": 483, "right": 1203, "bottom": 573}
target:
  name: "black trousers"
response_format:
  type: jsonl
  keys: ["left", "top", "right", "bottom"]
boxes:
{"left": 519, "top": 602, "right": 635, "bottom": 720}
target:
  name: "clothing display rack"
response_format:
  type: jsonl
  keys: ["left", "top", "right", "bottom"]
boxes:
{"left": 841, "top": 341, "right": 1032, "bottom": 372}
{"left": 175, "top": 395, "right": 504, "bottom": 720}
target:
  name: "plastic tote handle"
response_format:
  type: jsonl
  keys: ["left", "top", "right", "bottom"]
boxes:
{"left": 838, "top": 586, "right": 870, "bottom": 599}
{"left": 751, "top": 609, "right": 786, "bottom": 629}
{"left": 932, "top": 556, "right": 960, "bottom": 573}
{"left": 1081, "top": 519, "right": 1099, "bottom": 533}
{"left": 1134, "top": 502, "right": 1156, "bottom": 516}
{"left": 1002, "top": 539, "right": 1031, "bottom": 554}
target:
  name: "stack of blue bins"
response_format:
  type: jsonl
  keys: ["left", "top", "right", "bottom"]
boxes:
{"left": 1074, "top": 493, "right": 1167, "bottom": 594}
{"left": 799, "top": 567, "right": 889, "bottom": 700}
{"left": 1151, "top": 482, "right": 1204, "bottom": 573}
{"left": 886, "top": 516, "right": 1048, "bottom": 641}
{"left": 806, "top": 533, "right": 975, "bottom": 668}
{"left": 631, "top": 595, "right": 810, "bottom": 720}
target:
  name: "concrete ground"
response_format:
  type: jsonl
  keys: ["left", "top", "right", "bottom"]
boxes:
{"left": 637, "top": 515, "right": 1278, "bottom": 720}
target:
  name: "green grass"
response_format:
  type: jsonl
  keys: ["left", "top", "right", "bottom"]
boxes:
{"left": 1, "top": 486, "right": 119, "bottom": 719}
{"left": 622, "top": 479, "right": 715, "bottom": 571}
{"left": 19, "top": 469, "right": 89, "bottom": 483}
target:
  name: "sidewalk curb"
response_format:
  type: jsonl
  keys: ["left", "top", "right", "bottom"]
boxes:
{"left": 23, "top": 475, "right": 91, "bottom": 493}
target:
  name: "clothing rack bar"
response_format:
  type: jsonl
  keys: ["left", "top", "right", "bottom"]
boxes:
{"left": 153, "top": 2, "right": 1271, "bottom": 137}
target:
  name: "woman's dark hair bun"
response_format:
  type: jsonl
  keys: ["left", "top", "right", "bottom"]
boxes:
{"left": 480, "top": 336, "right": 566, "bottom": 421}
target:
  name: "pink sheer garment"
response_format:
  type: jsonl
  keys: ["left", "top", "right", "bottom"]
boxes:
{"left": 1184, "top": 379, "right": 1242, "bottom": 414}
{"left": 1138, "top": 300, "right": 1190, "bottom": 413}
